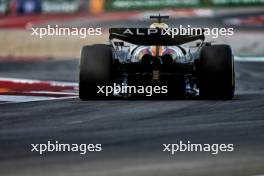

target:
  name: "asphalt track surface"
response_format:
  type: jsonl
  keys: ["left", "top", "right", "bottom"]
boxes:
{"left": 0, "top": 60, "right": 264, "bottom": 176}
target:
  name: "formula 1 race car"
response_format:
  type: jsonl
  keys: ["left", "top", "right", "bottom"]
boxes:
{"left": 79, "top": 15, "right": 235, "bottom": 100}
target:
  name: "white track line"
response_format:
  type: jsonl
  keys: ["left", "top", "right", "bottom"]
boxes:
{"left": 0, "top": 95, "right": 76, "bottom": 103}
{"left": 234, "top": 56, "right": 264, "bottom": 62}
{"left": 0, "top": 95, "right": 77, "bottom": 104}
{"left": 29, "top": 91, "right": 77, "bottom": 95}
{"left": 0, "top": 77, "right": 78, "bottom": 86}
{"left": 0, "top": 77, "right": 78, "bottom": 103}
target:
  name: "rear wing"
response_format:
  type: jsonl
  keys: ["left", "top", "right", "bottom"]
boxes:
{"left": 109, "top": 28, "right": 205, "bottom": 46}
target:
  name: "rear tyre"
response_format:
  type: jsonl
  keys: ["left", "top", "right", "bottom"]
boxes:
{"left": 79, "top": 44, "right": 114, "bottom": 100}
{"left": 199, "top": 45, "right": 235, "bottom": 100}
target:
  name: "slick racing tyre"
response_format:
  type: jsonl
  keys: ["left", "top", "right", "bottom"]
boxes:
{"left": 199, "top": 45, "right": 235, "bottom": 100}
{"left": 79, "top": 44, "right": 114, "bottom": 100}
